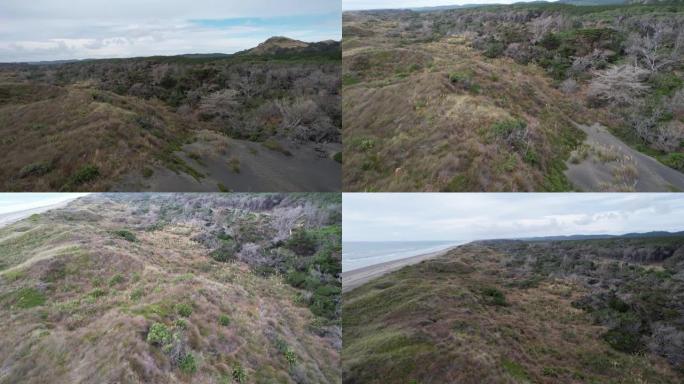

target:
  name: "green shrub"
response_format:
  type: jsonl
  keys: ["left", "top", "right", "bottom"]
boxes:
{"left": 130, "top": 288, "right": 144, "bottom": 301}
{"left": 142, "top": 168, "right": 154, "bottom": 178}
{"left": 18, "top": 162, "right": 52, "bottom": 178}
{"left": 262, "top": 138, "right": 292, "bottom": 156}
{"left": 602, "top": 325, "right": 643, "bottom": 353}
{"left": 113, "top": 229, "right": 137, "bottom": 242}
{"left": 228, "top": 157, "right": 241, "bottom": 173}
{"left": 178, "top": 353, "right": 197, "bottom": 374}
{"left": 173, "top": 318, "right": 188, "bottom": 329}
{"left": 286, "top": 270, "right": 308, "bottom": 288}
{"left": 89, "top": 288, "right": 107, "bottom": 298}
{"left": 218, "top": 314, "right": 230, "bottom": 326}
{"left": 175, "top": 303, "right": 193, "bottom": 317}
{"left": 649, "top": 72, "right": 683, "bottom": 96}
{"left": 108, "top": 274, "right": 124, "bottom": 286}
{"left": 70, "top": 164, "right": 100, "bottom": 185}
{"left": 14, "top": 287, "right": 46, "bottom": 308}
{"left": 232, "top": 363, "right": 247, "bottom": 383}
{"left": 661, "top": 153, "right": 684, "bottom": 172}
{"left": 217, "top": 183, "right": 230, "bottom": 192}
{"left": 284, "top": 349, "right": 297, "bottom": 366}
{"left": 147, "top": 322, "right": 172, "bottom": 345}
{"left": 482, "top": 287, "right": 507, "bottom": 306}
{"left": 490, "top": 119, "right": 529, "bottom": 150}
{"left": 286, "top": 229, "right": 318, "bottom": 256}
{"left": 483, "top": 40, "right": 505, "bottom": 58}
{"left": 333, "top": 151, "right": 342, "bottom": 163}
{"left": 211, "top": 239, "right": 238, "bottom": 262}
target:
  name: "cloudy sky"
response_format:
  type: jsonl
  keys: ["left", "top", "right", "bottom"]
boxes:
{"left": 0, "top": 0, "right": 340, "bottom": 62}
{"left": 0, "top": 193, "right": 89, "bottom": 215}
{"left": 343, "top": 0, "right": 554, "bottom": 10}
{"left": 343, "top": 193, "right": 684, "bottom": 242}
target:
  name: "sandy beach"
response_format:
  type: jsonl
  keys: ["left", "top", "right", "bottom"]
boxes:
{"left": 342, "top": 245, "right": 460, "bottom": 293}
{"left": 0, "top": 200, "right": 74, "bottom": 228}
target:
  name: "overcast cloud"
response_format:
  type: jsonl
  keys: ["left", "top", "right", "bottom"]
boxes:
{"left": 343, "top": 0, "right": 555, "bottom": 11}
{"left": 343, "top": 193, "right": 684, "bottom": 242}
{"left": 0, "top": 0, "right": 341, "bottom": 62}
{"left": 0, "top": 193, "right": 88, "bottom": 214}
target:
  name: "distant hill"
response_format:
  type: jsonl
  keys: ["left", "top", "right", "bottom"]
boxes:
{"left": 519, "top": 230, "right": 684, "bottom": 241}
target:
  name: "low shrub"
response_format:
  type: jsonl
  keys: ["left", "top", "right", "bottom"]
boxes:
{"left": 14, "top": 287, "right": 46, "bottom": 308}
{"left": 262, "top": 138, "right": 292, "bottom": 156}
{"left": 147, "top": 322, "right": 172, "bottom": 345}
{"left": 113, "top": 229, "right": 137, "bottom": 242}
{"left": 69, "top": 164, "right": 100, "bottom": 185}
{"left": 108, "top": 274, "right": 124, "bottom": 286}
{"left": 482, "top": 287, "right": 508, "bottom": 306}
{"left": 175, "top": 303, "right": 193, "bottom": 317}
{"left": 232, "top": 363, "right": 247, "bottom": 383}
{"left": 219, "top": 314, "right": 231, "bottom": 326}
{"left": 178, "top": 353, "right": 197, "bottom": 374}
{"left": 18, "top": 162, "right": 52, "bottom": 178}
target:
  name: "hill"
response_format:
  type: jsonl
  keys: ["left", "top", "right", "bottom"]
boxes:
{"left": 0, "top": 193, "right": 341, "bottom": 383}
{"left": 343, "top": 235, "right": 684, "bottom": 383}
{"left": 342, "top": 2, "right": 684, "bottom": 191}
{"left": 0, "top": 37, "right": 342, "bottom": 192}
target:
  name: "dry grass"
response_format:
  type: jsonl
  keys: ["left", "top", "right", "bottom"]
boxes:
{"left": 0, "top": 196, "right": 340, "bottom": 383}
{"left": 342, "top": 26, "right": 587, "bottom": 191}
{"left": 0, "top": 81, "right": 192, "bottom": 191}
{"left": 343, "top": 244, "right": 681, "bottom": 383}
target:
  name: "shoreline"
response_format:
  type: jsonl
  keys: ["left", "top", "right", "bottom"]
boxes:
{"left": 0, "top": 200, "right": 75, "bottom": 228}
{"left": 342, "top": 245, "right": 460, "bottom": 293}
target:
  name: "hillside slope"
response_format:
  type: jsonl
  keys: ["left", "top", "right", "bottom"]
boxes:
{"left": 343, "top": 236, "right": 684, "bottom": 383}
{"left": 0, "top": 193, "right": 341, "bottom": 383}
{"left": 0, "top": 37, "right": 342, "bottom": 192}
{"left": 342, "top": 3, "right": 684, "bottom": 191}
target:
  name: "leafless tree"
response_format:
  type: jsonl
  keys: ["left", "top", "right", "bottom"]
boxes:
{"left": 626, "top": 22, "right": 683, "bottom": 72}
{"left": 587, "top": 64, "right": 650, "bottom": 106}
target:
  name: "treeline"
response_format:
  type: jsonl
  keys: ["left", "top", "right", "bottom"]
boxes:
{"left": 8, "top": 47, "right": 341, "bottom": 144}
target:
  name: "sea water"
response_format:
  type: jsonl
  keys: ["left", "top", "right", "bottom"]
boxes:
{"left": 342, "top": 241, "right": 465, "bottom": 272}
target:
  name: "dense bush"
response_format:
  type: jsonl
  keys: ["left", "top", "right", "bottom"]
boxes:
{"left": 147, "top": 323, "right": 172, "bottom": 345}
{"left": 113, "top": 230, "right": 137, "bottom": 242}
{"left": 175, "top": 303, "right": 193, "bottom": 317}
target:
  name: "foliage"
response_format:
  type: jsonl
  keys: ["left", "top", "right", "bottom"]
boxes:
{"left": 147, "top": 322, "right": 172, "bottom": 345}
{"left": 178, "top": 353, "right": 197, "bottom": 374}
{"left": 175, "top": 303, "right": 193, "bottom": 317}
{"left": 218, "top": 314, "right": 231, "bottom": 326}
{"left": 113, "top": 229, "right": 137, "bottom": 242}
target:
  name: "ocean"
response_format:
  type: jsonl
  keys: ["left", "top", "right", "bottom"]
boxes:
{"left": 342, "top": 241, "right": 465, "bottom": 272}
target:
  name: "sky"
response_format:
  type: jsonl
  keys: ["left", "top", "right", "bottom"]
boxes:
{"left": 0, "top": 0, "right": 341, "bottom": 62}
{"left": 0, "top": 193, "right": 89, "bottom": 214}
{"left": 343, "top": 0, "right": 554, "bottom": 11}
{"left": 343, "top": 193, "right": 684, "bottom": 242}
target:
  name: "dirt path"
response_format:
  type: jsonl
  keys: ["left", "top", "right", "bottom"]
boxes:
{"left": 565, "top": 123, "right": 684, "bottom": 192}
{"left": 115, "top": 131, "right": 341, "bottom": 192}
{"left": 342, "top": 246, "right": 458, "bottom": 293}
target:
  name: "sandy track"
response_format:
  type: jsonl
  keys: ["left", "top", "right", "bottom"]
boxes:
{"left": 565, "top": 123, "right": 684, "bottom": 191}
{"left": 115, "top": 132, "right": 341, "bottom": 192}
{"left": 342, "top": 246, "right": 458, "bottom": 293}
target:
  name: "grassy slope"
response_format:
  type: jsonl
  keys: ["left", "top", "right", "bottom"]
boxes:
{"left": 0, "top": 73, "right": 192, "bottom": 192}
{"left": 0, "top": 195, "right": 340, "bottom": 383}
{"left": 342, "top": 22, "right": 587, "bottom": 191}
{"left": 342, "top": 241, "right": 683, "bottom": 384}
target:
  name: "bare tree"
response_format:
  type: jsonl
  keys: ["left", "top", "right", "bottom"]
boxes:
{"left": 626, "top": 22, "right": 683, "bottom": 72}
{"left": 587, "top": 64, "right": 650, "bottom": 106}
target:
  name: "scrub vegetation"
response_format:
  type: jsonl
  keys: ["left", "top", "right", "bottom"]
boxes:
{"left": 0, "top": 193, "right": 341, "bottom": 383}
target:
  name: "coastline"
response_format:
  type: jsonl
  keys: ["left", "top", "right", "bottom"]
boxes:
{"left": 0, "top": 200, "right": 74, "bottom": 228}
{"left": 341, "top": 244, "right": 460, "bottom": 293}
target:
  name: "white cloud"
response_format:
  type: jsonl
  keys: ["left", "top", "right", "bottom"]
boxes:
{"left": 0, "top": 0, "right": 340, "bottom": 62}
{"left": 343, "top": 193, "right": 684, "bottom": 241}
{"left": 343, "top": 0, "right": 555, "bottom": 11}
